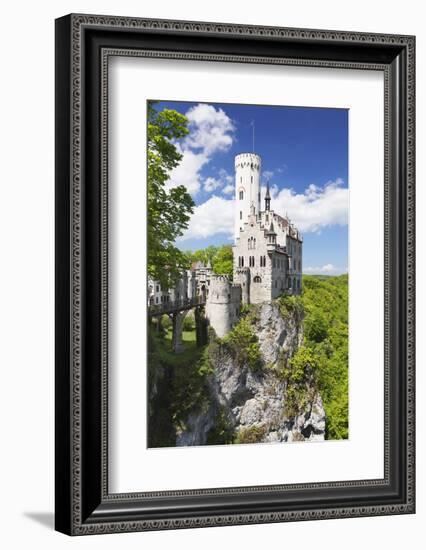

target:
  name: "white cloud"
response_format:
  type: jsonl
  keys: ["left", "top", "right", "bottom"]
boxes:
{"left": 222, "top": 184, "right": 234, "bottom": 195}
{"left": 204, "top": 177, "right": 222, "bottom": 193}
{"left": 263, "top": 170, "right": 274, "bottom": 181}
{"left": 218, "top": 168, "right": 233, "bottom": 185}
{"left": 166, "top": 104, "right": 235, "bottom": 196}
{"left": 303, "top": 264, "right": 348, "bottom": 275}
{"left": 178, "top": 196, "right": 235, "bottom": 240}
{"left": 181, "top": 177, "right": 348, "bottom": 242}
{"left": 265, "top": 178, "right": 348, "bottom": 233}
{"left": 185, "top": 104, "right": 235, "bottom": 155}
{"left": 167, "top": 148, "right": 208, "bottom": 195}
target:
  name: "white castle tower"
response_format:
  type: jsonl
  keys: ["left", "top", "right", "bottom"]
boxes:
{"left": 234, "top": 153, "right": 261, "bottom": 240}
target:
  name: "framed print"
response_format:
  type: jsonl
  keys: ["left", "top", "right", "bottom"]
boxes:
{"left": 55, "top": 14, "right": 415, "bottom": 535}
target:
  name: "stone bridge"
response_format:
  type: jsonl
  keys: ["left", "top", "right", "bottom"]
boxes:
{"left": 148, "top": 296, "right": 208, "bottom": 353}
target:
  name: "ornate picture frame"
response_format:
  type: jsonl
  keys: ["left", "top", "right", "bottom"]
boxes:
{"left": 55, "top": 14, "right": 415, "bottom": 535}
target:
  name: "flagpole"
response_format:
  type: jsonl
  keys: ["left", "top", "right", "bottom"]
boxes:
{"left": 252, "top": 120, "right": 255, "bottom": 152}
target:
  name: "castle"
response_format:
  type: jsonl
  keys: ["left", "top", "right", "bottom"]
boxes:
{"left": 148, "top": 152, "right": 302, "bottom": 340}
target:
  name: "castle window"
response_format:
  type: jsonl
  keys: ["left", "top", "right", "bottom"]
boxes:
{"left": 156, "top": 285, "right": 159, "bottom": 292}
{"left": 251, "top": 175, "right": 253, "bottom": 183}
{"left": 240, "top": 211, "right": 242, "bottom": 220}
{"left": 253, "top": 238, "right": 256, "bottom": 249}
{"left": 155, "top": 297, "right": 158, "bottom": 304}
{"left": 240, "top": 176, "right": 242, "bottom": 183}
{"left": 253, "top": 276, "right": 262, "bottom": 283}
{"left": 239, "top": 190, "right": 244, "bottom": 200}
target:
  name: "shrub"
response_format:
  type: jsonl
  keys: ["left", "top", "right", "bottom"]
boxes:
{"left": 206, "top": 406, "right": 234, "bottom": 444}
{"left": 224, "top": 318, "right": 262, "bottom": 372}
{"left": 278, "top": 294, "right": 304, "bottom": 322}
{"left": 234, "top": 424, "right": 267, "bottom": 444}
{"left": 183, "top": 313, "right": 195, "bottom": 331}
{"left": 161, "top": 314, "right": 172, "bottom": 330}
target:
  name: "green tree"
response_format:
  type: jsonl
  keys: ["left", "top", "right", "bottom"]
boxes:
{"left": 213, "top": 245, "right": 233, "bottom": 278}
{"left": 186, "top": 246, "right": 219, "bottom": 267}
{"left": 301, "top": 274, "right": 349, "bottom": 440}
{"left": 147, "top": 102, "right": 195, "bottom": 288}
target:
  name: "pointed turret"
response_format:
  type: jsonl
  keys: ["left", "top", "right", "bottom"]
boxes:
{"left": 266, "top": 220, "right": 276, "bottom": 235}
{"left": 266, "top": 220, "right": 276, "bottom": 245}
{"left": 265, "top": 180, "right": 271, "bottom": 211}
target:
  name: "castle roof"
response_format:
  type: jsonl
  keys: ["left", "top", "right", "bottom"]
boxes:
{"left": 265, "top": 181, "right": 271, "bottom": 199}
{"left": 266, "top": 221, "right": 276, "bottom": 235}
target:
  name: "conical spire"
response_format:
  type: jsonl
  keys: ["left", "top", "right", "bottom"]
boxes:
{"left": 265, "top": 180, "right": 271, "bottom": 199}
{"left": 266, "top": 220, "right": 276, "bottom": 235}
{"left": 265, "top": 180, "right": 271, "bottom": 211}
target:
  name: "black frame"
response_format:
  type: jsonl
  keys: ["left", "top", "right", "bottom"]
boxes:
{"left": 55, "top": 14, "right": 415, "bottom": 535}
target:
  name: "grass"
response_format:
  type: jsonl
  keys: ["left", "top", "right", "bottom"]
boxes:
{"left": 164, "top": 327, "right": 197, "bottom": 346}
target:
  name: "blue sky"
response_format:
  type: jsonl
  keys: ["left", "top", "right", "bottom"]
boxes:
{"left": 152, "top": 100, "right": 348, "bottom": 275}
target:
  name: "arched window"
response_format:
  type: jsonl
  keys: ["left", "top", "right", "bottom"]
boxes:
{"left": 239, "top": 190, "right": 244, "bottom": 200}
{"left": 253, "top": 238, "right": 256, "bottom": 249}
{"left": 240, "top": 211, "right": 242, "bottom": 220}
{"left": 253, "top": 276, "right": 262, "bottom": 283}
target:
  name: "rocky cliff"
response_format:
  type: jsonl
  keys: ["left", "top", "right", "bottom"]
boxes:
{"left": 176, "top": 301, "right": 326, "bottom": 446}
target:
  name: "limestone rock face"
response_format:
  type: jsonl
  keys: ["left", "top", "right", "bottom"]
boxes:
{"left": 177, "top": 302, "right": 326, "bottom": 446}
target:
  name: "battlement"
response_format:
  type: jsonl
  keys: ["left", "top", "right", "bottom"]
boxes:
{"left": 211, "top": 274, "right": 231, "bottom": 283}
{"left": 235, "top": 152, "right": 261, "bottom": 171}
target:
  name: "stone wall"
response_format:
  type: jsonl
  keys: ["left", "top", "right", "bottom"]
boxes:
{"left": 205, "top": 275, "right": 242, "bottom": 338}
